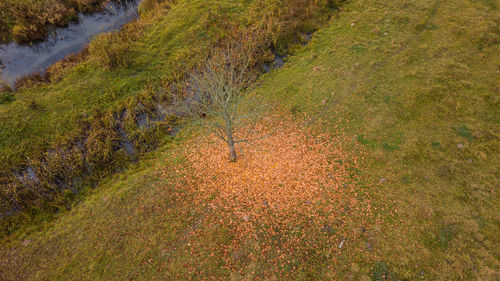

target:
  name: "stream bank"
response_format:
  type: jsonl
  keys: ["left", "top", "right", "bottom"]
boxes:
{"left": 0, "top": 0, "right": 142, "bottom": 87}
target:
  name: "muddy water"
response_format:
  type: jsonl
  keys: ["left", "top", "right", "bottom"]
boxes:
{"left": 0, "top": 0, "right": 142, "bottom": 86}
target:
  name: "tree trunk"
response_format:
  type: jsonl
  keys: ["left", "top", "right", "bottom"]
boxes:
{"left": 227, "top": 132, "right": 237, "bottom": 161}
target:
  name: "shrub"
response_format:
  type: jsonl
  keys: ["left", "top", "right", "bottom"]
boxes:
{"left": 45, "top": 46, "right": 90, "bottom": 83}
{"left": 12, "top": 23, "right": 47, "bottom": 43}
{"left": 246, "top": 0, "right": 343, "bottom": 52}
{"left": 0, "top": 92, "right": 14, "bottom": 105}
{"left": 0, "top": 4, "right": 11, "bottom": 43}
{"left": 89, "top": 32, "right": 132, "bottom": 70}
{"left": 14, "top": 73, "right": 49, "bottom": 90}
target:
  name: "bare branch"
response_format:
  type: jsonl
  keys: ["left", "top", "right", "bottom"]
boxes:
{"left": 182, "top": 42, "right": 264, "bottom": 161}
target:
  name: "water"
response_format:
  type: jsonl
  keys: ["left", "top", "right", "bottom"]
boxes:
{"left": 263, "top": 54, "right": 285, "bottom": 73}
{"left": 0, "top": 0, "right": 141, "bottom": 86}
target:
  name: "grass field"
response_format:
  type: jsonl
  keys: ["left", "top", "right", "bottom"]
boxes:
{"left": 0, "top": 0, "right": 499, "bottom": 279}
{"left": 255, "top": 0, "right": 500, "bottom": 278}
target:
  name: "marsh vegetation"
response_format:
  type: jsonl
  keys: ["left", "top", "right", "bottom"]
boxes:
{"left": 0, "top": 0, "right": 142, "bottom": 86}
{"left": 0, "top": 0, "right": 114, "bottom": 44}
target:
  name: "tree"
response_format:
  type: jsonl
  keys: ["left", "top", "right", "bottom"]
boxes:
{"left": 186, "top": 43, "right": 262, "bottom": 161}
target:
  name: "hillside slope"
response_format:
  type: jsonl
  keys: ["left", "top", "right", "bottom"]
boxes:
{"left": 0, "top": 0, "right": 333, "bottom": 227}
{"left": 1, "top": 0, "right": 499, "bottom": 280}
{"left": 256, "top": 0, "right": 500, "bottom": 278}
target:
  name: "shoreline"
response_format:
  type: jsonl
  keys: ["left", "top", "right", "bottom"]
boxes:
{"left": 0, "top": 0, "right": 141, "bottom": 89}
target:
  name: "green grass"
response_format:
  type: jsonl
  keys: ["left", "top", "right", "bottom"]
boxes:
{"left": 0, "top": 0, "right": 499, "bottom": 279}
{"left": 256, "top": 0, "right": 500, "bottom": 278}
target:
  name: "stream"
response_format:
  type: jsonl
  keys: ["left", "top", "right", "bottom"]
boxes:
{"left": 0, "top": 0, "right": 142, "bottom": 86}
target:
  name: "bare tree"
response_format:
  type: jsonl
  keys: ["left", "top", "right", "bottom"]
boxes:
{"left": 186, "top": 44, "right": 263, "bottom": 161}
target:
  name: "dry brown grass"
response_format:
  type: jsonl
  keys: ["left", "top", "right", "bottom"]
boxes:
{"left": 0, "top": 0, "right": 106, "bottom": 43}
